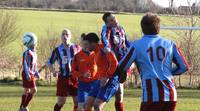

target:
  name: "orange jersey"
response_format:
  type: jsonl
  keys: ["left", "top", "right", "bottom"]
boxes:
{"left": 95, "top": 44, "right": 118, "bottom": 79}
{"left": 72, "top": 50, "right": 97, "bottom": 82}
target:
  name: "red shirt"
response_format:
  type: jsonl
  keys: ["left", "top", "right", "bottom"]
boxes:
{"left": 95, "top": 44, "right": 118, "bottom": 79}
{"left": 72, "top": 50, "right": 97, "bottom": 82}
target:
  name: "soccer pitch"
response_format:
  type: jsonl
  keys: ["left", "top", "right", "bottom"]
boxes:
{"left": 0, "top": 86, "right": 199, "bottom": 111}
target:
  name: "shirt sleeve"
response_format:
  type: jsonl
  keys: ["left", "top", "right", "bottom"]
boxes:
{"left": 172, "top": 44, "right": 189, "bottom": 75}
{"left": 71, "top": 55, "right": 82, "bottom": 78}
{"left": 119, "top": 45, "right": 136, "bottom": 71}
{"left": 105, "top": 52, "right": 118, "bottom": 78}
{"left": 47, "top": 48, "right": 58, "bottom": 65}
{"left": 23, "top": 51, "right": 33, "bottom": 80}
{"left": 101, "top": 25, "right": 111, "bottom": 49}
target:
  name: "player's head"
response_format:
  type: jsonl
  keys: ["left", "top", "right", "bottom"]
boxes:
{"left": 83, "top": 32, "right": 100, "bottom": 51}
{"left": 22, "top": 32, "right": 38, "bottom": 49}
{"left": 80, "top": 33, "right": 87, "bottom": 48}
{"left": 141, "top": 13, "right": 160, "bottom": 35}
{"left": 102, "top": 12, "right": 118, "bottom": 27}
{"left": 61, "top": 28, "right": 71, "bottom": 45}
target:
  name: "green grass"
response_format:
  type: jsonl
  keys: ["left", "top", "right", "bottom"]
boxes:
{"left": 3, "top": 9, "right": 178, "bottom": 57}
{"left": 0, "top": 85, "right": 199, "bottom": 111}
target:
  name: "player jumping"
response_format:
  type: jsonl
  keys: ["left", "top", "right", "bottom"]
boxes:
{"left": 101, "top": 12, "right": 131, "bottom": 111}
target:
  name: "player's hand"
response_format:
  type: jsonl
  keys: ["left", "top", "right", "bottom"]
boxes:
{"left": 27, "top": 75, "right": 32, "bottom": 81}
{"left": 103, "top": 47, "right": 111, "bottom": 54}
{"left": 83, "top": 72, "right": 91, "bottom": 78}
{"left": 100, "top": 77, "right": 109, "bottom": 87}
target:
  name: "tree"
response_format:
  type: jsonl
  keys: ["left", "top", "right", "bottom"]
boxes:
{"left": 0, "top": 10, "right": 20, "bottom": 48}
{"left": 169, "top": 0, "right": 200, "bottom": 86}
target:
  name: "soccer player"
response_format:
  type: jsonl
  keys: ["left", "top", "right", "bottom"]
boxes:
{"left": 71, "top": 34, "right": 99, "bottom": 111}
{"left": 47, "top": 29, "right": 81, "bottom": 111}
{"left": 83, "top": 33, "right": 119, "bottom": 111}
{"left": 118, "top": 13, "right": 189, "bottom": 111}
{"left": 19, "top": 32, "right": 40, "bottom": 111}
{"left": 101, "top": 12, "right": 131, "bottom": 111}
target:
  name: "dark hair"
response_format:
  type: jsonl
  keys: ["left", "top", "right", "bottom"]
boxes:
{"left": 83, "top": 33, "right": 100, "bottom": 43}
{"left": 141, "top": 13, "right": 160, "bottom": 35}
{"left": 80, "top": 33, "right": 87, "bottom": 39}
{"left": 102, "top": 12, "right": 112, "bottom": 23}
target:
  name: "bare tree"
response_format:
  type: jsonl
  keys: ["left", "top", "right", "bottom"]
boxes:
{"left": 169, "top": 0, "right": 200, "bottom": 86}
{"left": 0, "top": 10, "right": 20, "bottom": 48}
{"left": 37, "top": 23, "right": 60, "bottom": 85}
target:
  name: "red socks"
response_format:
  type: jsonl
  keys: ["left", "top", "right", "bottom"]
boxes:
{"left": 24, "top": 93, "right": 33, "bottom": 107}
{"left": 20, "top": 93, "right": 33, "bottom": 108}
{"left": 73, "top": 105, "right": 78, "bottom": 111}
{"left": 20, "top": 94, "right": 27, "bottom": 107}
{"left": 54, "top": 104, "right": 63, "bottom": 111}
{"left": 115, "top": 102, "right": 124, "bottom": 111}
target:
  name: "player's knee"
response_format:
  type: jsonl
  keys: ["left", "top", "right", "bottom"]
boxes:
{"left": 57, "top": 97, "right": 66, "bottom": 106}
{"left": 30, "top": 88, "right": 37, "bottom": 94}
{"left": 72, "top": 96, "right": 78, "bottom": 105}
{"left": 94, "top": 103, "right": 100, "bottom": 111}
{"left": 78, "top": 103, "right": 84, "bottom": 111}
{"left": 23, "top": 88, "right": 30, "bottom": 94}
{"left": 94, "top": 101, "right": 102, "bottom": 111}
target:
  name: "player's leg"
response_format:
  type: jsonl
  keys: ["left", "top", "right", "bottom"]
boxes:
{"left": 84, "top": 80, "right": 101, "bottom": 111}
{"left": 68, "top": 78, "right": 78, "bottom": 111}
{"left": 84, "top": 96, "right": 96, "bottom": 111}
{"left": 54, "top": 76, "right": 67, "bottom": 111}
{"left": 19, "top": 88, "right": 30, "bottom": 111}
{"left": 78, "top": 102, "right": 85, "bottom": 111}
{"left": 94, "top": 99, "right": 106, "bottom": 111}
{"left": 72, "top": 96, "right": 78, "bottom": 111}
{"left": 114, "top": 83, "right": 124, "bottom": 111}
{"left": 54, "top": 96, "right": 67, "bottom": 111}
{"left": 77, "top": 87, "right": 87, "bottom": 111}
{"left": 94, "top": 76, "right": 119, "bottom": 111}
{"left": 23, "top": 87, "right": 37, "bottom": 108}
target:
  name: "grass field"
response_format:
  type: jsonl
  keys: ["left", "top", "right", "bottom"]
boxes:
{"left": 0, "top": 85, "right": 199, "bottom": 111}
{"left": 3, "top": 9, "right": 177, "bottom": 57}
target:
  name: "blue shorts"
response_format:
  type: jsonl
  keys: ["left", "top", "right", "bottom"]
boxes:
{"left": 96, "top": 75, "right": 119, "bottom": 102}
{"left": 78, "top": 80, "right": 100, "bottom": 103}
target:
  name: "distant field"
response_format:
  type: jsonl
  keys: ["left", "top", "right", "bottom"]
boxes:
{"left": 2, "top": 9, "right": 177, "bottom": 57}
{"left": 0, "top": 85, "right": 199, "bottom": 111}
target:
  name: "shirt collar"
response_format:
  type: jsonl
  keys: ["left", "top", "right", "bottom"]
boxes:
{"left": 143, "top": 34, "right": 160, "bottom": 38}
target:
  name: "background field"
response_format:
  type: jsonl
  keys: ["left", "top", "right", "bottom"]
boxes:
{"left": 0, "top": 9, "right": 200, "bottom": 111}
{"left": 5, "top": 9, "right": 175, "bottom": 57}
{"left": 0, "top": 85, "right": 200, "bottom": 111}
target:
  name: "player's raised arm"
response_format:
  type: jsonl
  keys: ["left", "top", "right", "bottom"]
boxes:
{"left": 172, "top": 44, "right": 189, "bottom": 75}
{"left": 101, "top": 25, "right": 111, "bottom": 49}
